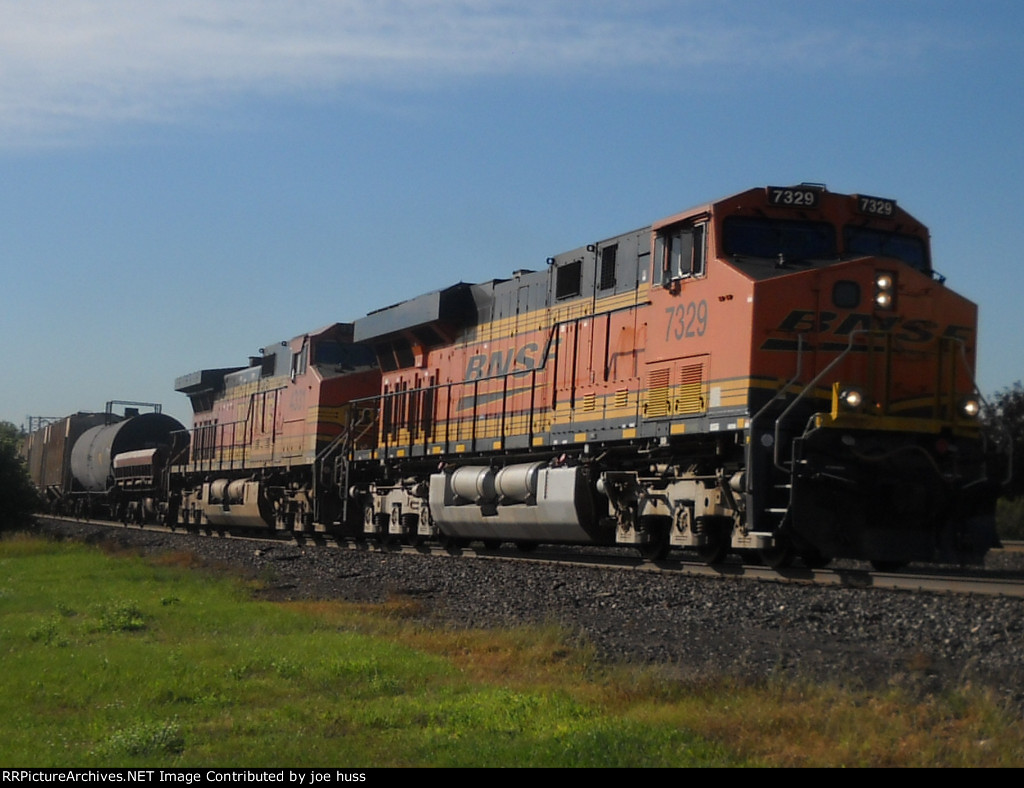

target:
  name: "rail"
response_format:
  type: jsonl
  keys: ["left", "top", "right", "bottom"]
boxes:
{"left": 34, "top": 514, "right": 1024, "bottom": 599}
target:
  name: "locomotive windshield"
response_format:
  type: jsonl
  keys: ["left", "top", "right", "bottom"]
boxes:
{"left": 723, "top": 217, "right": 837, "bottom": 261}
{"left": 723, "top": 216, "right": 930, "bottom": 273}
{"left": 843, "top": 226, "right": 929, "bottom": 272}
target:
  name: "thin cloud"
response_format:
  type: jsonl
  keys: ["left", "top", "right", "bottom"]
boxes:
{"left": 0, "top": 0, "right": 966, "bottom": 146}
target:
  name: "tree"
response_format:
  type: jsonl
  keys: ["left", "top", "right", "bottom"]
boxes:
{"left": 985, "top": 383, "right": 1024, "bottom": 538}
{"left": 0, "top": 420, "right": 39, "bottom": 531}
{"left": 986, "top": 382, "right": 1024, "bottom": 495}
{"left": 0, "top": 421, "right": 21, "bottom": 445}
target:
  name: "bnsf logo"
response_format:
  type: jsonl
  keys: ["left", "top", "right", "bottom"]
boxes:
{"left": 465, "top": 342, "right": 545, "bottom": 381}
{"left": 766, "top": 310, "right": 973, "bottom": 348}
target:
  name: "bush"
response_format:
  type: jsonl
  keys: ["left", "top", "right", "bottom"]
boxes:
{"left": 0, "top": 431, "right": 39, "bottom": 532}
{"left": 986, "top": 383, "right": 1024, "bottom": 542}
{"left": 985, "top": 382, "right": 1024, "bottom": 497}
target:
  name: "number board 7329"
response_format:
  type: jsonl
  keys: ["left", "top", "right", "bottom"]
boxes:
{"left": 766, "top": 186, "right": 820, "bottom": 208}
{"left": 854, "top": 194, "right": 897, "bottom": 217}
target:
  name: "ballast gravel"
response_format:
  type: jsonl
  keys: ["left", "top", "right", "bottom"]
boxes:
{"left": 33, "top": 519, "right": 1024, "bottom": 713}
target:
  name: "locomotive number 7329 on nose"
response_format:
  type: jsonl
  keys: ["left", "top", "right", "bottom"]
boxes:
{"left": 665, "top": 300, "right": 709, "bottom": 342}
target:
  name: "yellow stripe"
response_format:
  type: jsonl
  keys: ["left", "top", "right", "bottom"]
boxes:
{"left": 464, "top": 288, "right": 646, "bottom": 344}
{"left": 815, "top": 412, "right": 981, "bottom": 436}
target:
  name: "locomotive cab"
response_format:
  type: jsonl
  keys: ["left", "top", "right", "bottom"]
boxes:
{"left": 714, "top": 186, "right": 994, "bottom": 565}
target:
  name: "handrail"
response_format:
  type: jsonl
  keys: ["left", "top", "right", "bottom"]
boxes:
{"left": 773, "top": 329, "right": 871, "bottom": 472}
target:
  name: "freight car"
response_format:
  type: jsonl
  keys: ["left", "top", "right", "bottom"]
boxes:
{"left": 22, "top": 402, "right": 186, "bottom": 523}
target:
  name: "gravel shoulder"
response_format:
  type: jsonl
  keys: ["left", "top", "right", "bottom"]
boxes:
{"left": 30, "top": 518, "right": 1024, "bottom": 713}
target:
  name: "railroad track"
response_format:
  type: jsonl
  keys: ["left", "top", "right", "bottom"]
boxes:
{"left": 34, "top": 515, "right": 1024, "bottom": 599}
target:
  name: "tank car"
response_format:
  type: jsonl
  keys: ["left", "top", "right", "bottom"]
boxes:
{"left": 171, "top": 322, "right": 379, "bottom": 530}
{"left": 23, "top": 402, "right": 186, "bottom": 522}
{"left": 348, "top": 184, "right": 999, "bottom": 567}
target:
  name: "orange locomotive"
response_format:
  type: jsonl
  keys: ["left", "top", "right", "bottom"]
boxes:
{"left": 28, "top": 184, "right": 995, "bottom": 568}
{"left": 349, "top": 184, "right": 998, "bottom": 567}
{"left": 172, "top": 322, "right": 378, "bottom": 530}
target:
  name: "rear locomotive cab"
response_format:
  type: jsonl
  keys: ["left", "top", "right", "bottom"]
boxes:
{"left": 173, "top": 323, "right": 379, "bottom": 531}
{"left": 727, "top": 185, "right": 996, "bottom": 565}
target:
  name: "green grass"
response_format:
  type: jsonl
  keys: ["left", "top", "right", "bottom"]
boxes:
{"left": 0, "top": 536, "right": 729, "bottom": 767}
{"left": 1, "top": 533, "right": 1022, "bottom": 767}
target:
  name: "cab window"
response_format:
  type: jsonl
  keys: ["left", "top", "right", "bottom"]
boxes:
{"left": 723, "top": 216, "right": 836, "bottom": 261}
{"left": 843, "top": 226, "right": 929, "bottom": 272}
{"left": 656, "top": 223, "right": 706, "bottom": 285}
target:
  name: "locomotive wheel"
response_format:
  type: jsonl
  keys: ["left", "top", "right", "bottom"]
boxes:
{"left": 638, "top": 539, "right": 669, "bottom": 561}
{"left": 870, "top": 560, "right": 908, "bottom": 572}
{"left": 695, "top": 517, "right": 730, "bottom": 564}
{"left": 401, "top": 514, "right": 423, "bottom": 547}
{"left": 438, "top": 534, "right": 467, "bottom": 554}
{"left": 696, "top": 541, "right": 729, "bottom": 565}
{"left": 759, "top": 541, "right": 795, "bottom": 569}
{"left": 636, "top": 516, "right": 670, "bottom": 561}
{"left": 800, "top": 549, "right": 831, "bottom": 569}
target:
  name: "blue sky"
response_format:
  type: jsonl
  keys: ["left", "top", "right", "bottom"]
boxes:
{"left": 3, "top": 0, "right": 1023, "bottom": 428}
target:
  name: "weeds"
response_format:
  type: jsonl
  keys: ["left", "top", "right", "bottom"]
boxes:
{"left": 27, "top": 615, "right": 67, "bottom": 647}
{"left": 91, "top": 719, "right": 185, "bottom": 759}
{"left": 95, "top": 601, "right": 147, "bottom": 633}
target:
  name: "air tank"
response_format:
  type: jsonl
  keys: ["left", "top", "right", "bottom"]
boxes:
{"left": 70, "top": 413, "right": 186, "bottom": 492}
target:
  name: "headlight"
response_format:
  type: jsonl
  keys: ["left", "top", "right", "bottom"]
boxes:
{"left": 839, "top": 386, "right": 865, "bottom": 410}
{"left": 874, "top": 271, "right": 896, "bottom": 310}
{"left": 959, "top": 397, "right": 981, "bottom": 418}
